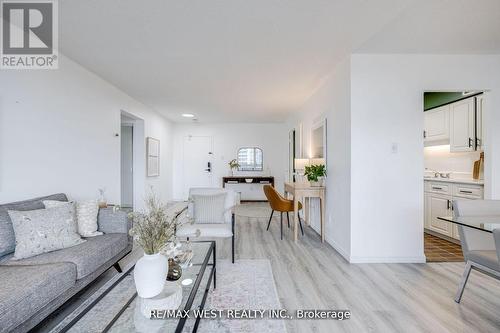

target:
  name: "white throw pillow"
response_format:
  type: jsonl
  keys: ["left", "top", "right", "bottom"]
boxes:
{"left": 44, "top": 199, "right": 103, "bottom": 237}
{"left": 192, "top": 193, "right": 227, "bottom": 224}
{"left": 8, "top": 203, "right": 86, "bottom": 260}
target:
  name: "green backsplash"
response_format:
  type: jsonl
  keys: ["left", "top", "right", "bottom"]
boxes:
{"left": 424, "top": 92, "right": 467, "bottom": 111}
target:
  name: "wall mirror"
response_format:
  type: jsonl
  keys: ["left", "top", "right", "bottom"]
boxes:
{"left": 237, "top": 147, "right": 263, "bottom": 171}
{"left": 311, "top": 119, "right": 327, "bottom": 166}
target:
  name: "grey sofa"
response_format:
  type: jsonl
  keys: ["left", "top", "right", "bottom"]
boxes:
{"left": 0, "top": 194, "right": 132, "bottom": 333}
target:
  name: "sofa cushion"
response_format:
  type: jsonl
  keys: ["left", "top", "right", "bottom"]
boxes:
{"left": 0, "top": 263, "right": 76, "bottom": 333}
{"left": 0, "top": 193, "right": 68, "bottom": 257}
{"left": 4, "top": 233, "right": 128, "bottom": 279}
{"left": 9, "top": 203, "right": 86, "bottom": 260}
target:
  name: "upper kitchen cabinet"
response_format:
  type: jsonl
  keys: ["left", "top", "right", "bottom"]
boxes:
{"left": 424, "top": 105, "right": 449, "bottom": 144}
{"left": 450, "top": 98, "right": 475, "bottom": 152}
{"left": 476, "top": 94, "right": 484, "bottom": 150}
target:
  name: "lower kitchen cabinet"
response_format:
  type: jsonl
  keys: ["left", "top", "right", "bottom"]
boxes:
{"left": 426, "top": 194, "right": 452, "bottom": 237}
{"left": 424, "top": 181, "right": 483, "bottom": 241}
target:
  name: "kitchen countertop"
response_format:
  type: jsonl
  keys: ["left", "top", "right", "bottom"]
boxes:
{"left": 424, "top": 177, "right": 484, "bottom": 185}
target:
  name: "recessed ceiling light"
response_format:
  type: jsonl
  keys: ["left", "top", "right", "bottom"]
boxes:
{"left": 182, "top": 113, "right": 195, "bottom": 118}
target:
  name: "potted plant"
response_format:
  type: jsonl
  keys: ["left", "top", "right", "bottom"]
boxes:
{"left": 129, "top": 191, "right": 186, "bottom": 298}
{"left": 228, "top": 159, "right": 240, "bottom": 176}
{"left": 304, "top": 164, "right": 326, "bottom": 187}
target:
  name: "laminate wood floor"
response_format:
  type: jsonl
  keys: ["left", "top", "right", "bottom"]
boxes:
{"left": 35, "top": 204, "right": 500, "bottom": 333}
{"left": 222, "top": 207, "right": 500, "bottom": 333}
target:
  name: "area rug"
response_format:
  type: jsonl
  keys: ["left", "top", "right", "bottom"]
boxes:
{"left": 49, "top": 259, "right": 286, "bottom": 333}
{"left": 234, "top": 202, "right": 272, "bottom": 218}
{"left": 198, "top": 259, "right": 287, "bottom": 333}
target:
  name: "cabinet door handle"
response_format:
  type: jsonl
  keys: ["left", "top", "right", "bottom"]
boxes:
{"left": 476, "top": 138, "right": 481, "bottom": 147}
{"left": 423, "top": 130, "right": 427, "bottom": 139}
{"left": 459, "top": 190, "right": 473, "bottom": 194}
{"left": 447, "top": 199, "right": 451, "bottom": 210}
{"left": 468, "top": 137, "right": 473, "bottom": 148}
{"left": 432, "top": 186, "right": 443, "bottom": 190}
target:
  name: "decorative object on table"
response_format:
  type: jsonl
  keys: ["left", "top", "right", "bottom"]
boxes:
{"left": 228, "top": 158, "right": 240, "bottom": 176}
{"left": 97, "top": 188, "right": 107, "bottom": 208}
{"left": 304, "top": 164, "right": 326, "bottom": 186}
{"left": 138, "top": 282, "right": 183, "bottom": 318}
{"left": 146, "top": 137, "right": 160, "bottom": 177}
{"left": 472, "top": 152, "right": 484, "bottom": 180}
{"left": 43, "top": 199, "right": 103, "bottom": 237}
{"left": 167, "top": 258, "right": 182, "bottom": 281}
{"left": 129, "top": 191, "right": 187, "bottom": 298}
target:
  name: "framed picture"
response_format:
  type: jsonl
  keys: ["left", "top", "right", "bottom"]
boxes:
{"left": 147, "top": 137, "right": 160, "bottom": 177}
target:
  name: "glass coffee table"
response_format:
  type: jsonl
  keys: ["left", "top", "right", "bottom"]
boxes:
{"left": 55, "top": 241, "right": 215, "bottom": 333}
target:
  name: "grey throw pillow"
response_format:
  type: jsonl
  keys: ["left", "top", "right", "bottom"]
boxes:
{"left": 192, "top": 193, "right": 227, "bottom": 224}
{"left": 8, "top": 202, "right": 86, "bottom": 260}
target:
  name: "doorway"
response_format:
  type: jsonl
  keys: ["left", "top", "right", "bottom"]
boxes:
{"left": 422, "top": 91, "right": 486, "bottom": 262}
{"left": 120, "top": 123, "right": 133, "bottom": 208}
{"left": 182, "top": 135, "right": 214, "bottom": 198}
{"left": 120, "top": 111, "right": 145, "bottom": 210}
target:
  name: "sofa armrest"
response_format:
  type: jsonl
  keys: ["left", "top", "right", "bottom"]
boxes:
{"left": 97, "top": 208, "right": 131, "bottom": 235}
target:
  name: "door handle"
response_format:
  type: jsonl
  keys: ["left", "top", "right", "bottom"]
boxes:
{"left": 205, "top": 162, "right": 212, "bottom": 172}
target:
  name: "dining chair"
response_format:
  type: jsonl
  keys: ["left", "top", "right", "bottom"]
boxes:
{"left": 263, "top": 185, "right": 304, "bottom": 240}
{"left": 452, "top": 199, "right": 500, "bottom": 303}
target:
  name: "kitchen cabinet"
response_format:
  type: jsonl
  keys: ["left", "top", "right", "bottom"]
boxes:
{"left": 427, "top": 194, "right": 453, "bottom": 237}
{"left": 424, "top": 180, "right": 483, "bottom": 241}
{"left": 476, "top": 94, "right": 484, "bottom": 150}
{"left": 424, "top": 105, "right": 449, "bottom": 143}
{"left": 450, "top": 98, "right": 476, "bottom": 152}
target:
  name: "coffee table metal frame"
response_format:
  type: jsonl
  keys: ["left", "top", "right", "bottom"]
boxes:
{"left": 58, "top": 240, "right": 216, "bottom": 333}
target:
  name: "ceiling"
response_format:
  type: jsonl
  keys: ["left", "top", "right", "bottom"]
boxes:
{"left": 59, "top": 0, "right": 500, "bottom": 123}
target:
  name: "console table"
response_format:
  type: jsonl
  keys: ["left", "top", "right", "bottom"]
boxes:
{"left": 284, "top": 182, "right": 326, "bottom": 242}
{"left": 222, "top": 176, "right": 274, "bottom": 202}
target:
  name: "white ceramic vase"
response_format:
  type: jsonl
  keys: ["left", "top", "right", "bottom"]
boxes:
{"left": 134, "top": 253, "right": 168, "bottom": 298}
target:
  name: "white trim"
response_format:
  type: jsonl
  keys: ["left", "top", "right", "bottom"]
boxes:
{"left": 324, "top": 233, "right": 351, "bottom": 262}
{"left": 349, "top": 255, "right": 426, "bottom": 264}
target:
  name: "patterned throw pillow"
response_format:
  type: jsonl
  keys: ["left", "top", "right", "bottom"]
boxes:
{"left": 44, "top": 199, "right": 103, "bottom": 237}
{"left": 8, "top": 203, "right": 86, "bottom": 260}
{"left": 192, "top": 193, "right": 227, "bottom": 224}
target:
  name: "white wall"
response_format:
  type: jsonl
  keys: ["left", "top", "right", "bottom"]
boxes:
{"left": 286, "top": 58, "right": 352, "bottom": 260}
{"left": 349, "top": 54, "right": 500, "bottom": 262}
{"left": 172, "top": 123, "right": 287, "bottom": 200}
{"left": 0, "top": 54, "right": 174, "bottom": 208}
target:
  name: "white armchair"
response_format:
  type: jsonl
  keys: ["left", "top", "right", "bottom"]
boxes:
{"left": 176, "top": 188, "right": 237, "bottom": 263}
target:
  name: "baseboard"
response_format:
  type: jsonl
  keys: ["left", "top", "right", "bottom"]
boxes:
{"left": 348, "top": 255, "right": 426, "bottom": 264}
{"left": 323, "top": 234, "right": 351, "bottom": 262}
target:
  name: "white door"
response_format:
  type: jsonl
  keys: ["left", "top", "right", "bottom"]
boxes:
{"left": 424, "top": 105, "right": 449, "bottom": 142}
{"left": 428, "top": 194, "right": 452, "bottom": 237}
{"left": 182, "top": 136, "right": 213, "bottom": 198}
{"left": 450, "top": 98, "right": 475, "bottom": 152}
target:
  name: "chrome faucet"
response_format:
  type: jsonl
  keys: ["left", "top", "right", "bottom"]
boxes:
{"left": 425, "top": 168, "right": 440, "bottom": 178}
